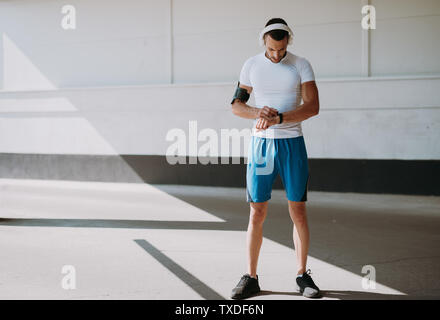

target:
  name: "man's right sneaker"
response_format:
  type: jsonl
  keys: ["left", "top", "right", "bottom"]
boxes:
{"left": 231, "top": 274, "right": 261, "bottom": 299}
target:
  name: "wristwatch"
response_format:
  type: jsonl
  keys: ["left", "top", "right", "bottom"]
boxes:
{"left": 277, "top": 112, "right": 283, "bottom": 124}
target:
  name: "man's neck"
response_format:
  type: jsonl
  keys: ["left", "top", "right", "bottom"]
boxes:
{"left": 264, "top": 51, "right": 287, "bottom": 62}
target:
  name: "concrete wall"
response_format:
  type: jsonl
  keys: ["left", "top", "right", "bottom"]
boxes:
{"left": 370, "top": 0, "right": 440, "bottom": 76}
{"left": 1, "top": 0, "right": 439, "bottom": 88}
{"left": 1, "top": 76, "right": 439, "bottom": 159}
{"left": 0, "top": 0, "right": 171, "bottom": 89}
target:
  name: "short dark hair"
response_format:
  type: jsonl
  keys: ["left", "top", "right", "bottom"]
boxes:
{"left": 264, "top": 18, "right": 289, "bottom": 42}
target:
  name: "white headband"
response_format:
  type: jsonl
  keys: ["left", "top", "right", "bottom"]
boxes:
{"left": 259, "top": 23, "right": 293, "bottom": 47}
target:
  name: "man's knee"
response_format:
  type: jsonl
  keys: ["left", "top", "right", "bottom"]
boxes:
{"left": 249, "top": 202, "right": 268, "bottom": 225}
{"left": 288, "top": 201, "right": 307, "bottom": 223}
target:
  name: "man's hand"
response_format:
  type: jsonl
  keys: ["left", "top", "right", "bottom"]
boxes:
{"left": 255, "top": 114, "right": 280, "bottom": 131}
{"left": 255, "top": 106, "right": 279, "bottom": 131}
{"left": 257, "top": 106, "right": 278, "bottom": 120}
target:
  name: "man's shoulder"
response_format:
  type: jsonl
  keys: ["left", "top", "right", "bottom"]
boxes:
{"left": 286, "top": 52, "right": 311, "bottom": 67}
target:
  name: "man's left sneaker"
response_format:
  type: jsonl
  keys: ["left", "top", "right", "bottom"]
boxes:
{"left": 296, "top": 269, "right": 321, "bottom": 298}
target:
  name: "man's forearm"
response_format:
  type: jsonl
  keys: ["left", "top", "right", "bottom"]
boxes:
{"left": 231, "top": 101, "right": 260, "bottom": 119}
{"left": 280, "top": 101, "right": 319, "bottom": 123}
{"left": 231, "top": 99, "right": 319, "bottom": 123}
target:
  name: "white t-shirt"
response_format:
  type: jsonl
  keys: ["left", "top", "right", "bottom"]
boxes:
{"left": 239, "top": 51, "right": 315, "bottom": 138}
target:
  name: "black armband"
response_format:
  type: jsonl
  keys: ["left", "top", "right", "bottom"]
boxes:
{"left": 231, "top": 81, "right": 250, "bottom": 104}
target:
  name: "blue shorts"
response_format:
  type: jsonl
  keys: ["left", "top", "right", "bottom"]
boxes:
{"left": 246, "top": 135, "right": 309, "bottom": 203}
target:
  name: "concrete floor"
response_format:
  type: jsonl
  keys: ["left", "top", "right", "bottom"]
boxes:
{"left": 1, "top": 178, "right": 439, "bottom": 300}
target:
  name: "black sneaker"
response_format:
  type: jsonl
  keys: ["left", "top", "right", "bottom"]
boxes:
{"left": 231, "top": 274, "right": 261, "bottom": 299}
{"left": 296, "top": 269, "right": 321, "bottom": 298}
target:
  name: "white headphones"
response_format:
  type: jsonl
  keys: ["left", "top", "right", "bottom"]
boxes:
{"left": 259, "top": 23, "right": 293, "bottom": 47}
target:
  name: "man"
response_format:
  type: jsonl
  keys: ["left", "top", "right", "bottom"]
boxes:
{"left": 230, "top": 18, "right": 321, "bottom": 299}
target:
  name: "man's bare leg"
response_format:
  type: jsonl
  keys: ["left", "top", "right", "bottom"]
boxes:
{"left": 288, "top": 201, "right": 310, "bottom": 275}
{"left": 247, "top": 201, "right": 269, "bottom": 278}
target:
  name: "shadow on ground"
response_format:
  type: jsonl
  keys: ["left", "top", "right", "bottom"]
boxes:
{"left": 152, "top": 185, "right": 440, "bottom": 299}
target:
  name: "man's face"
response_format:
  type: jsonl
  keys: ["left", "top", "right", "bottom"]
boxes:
{"left": 264, "top": 35, "right": 288, "bottom": 63}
